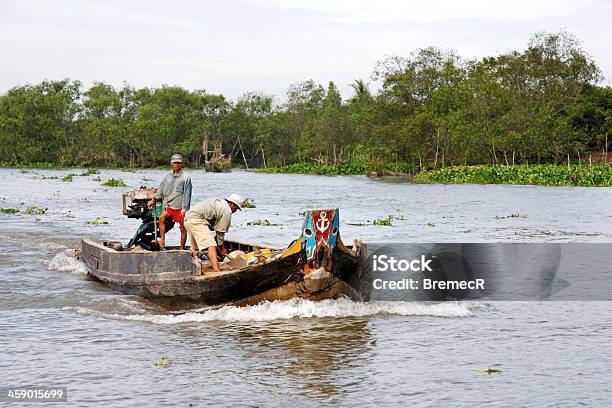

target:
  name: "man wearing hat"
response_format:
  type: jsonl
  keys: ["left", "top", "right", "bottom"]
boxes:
{"left": 184, "top": 194, "right": 244, "bottom": 272}
{"left": 147, "top": 153, "right": 192, "bottom": 250}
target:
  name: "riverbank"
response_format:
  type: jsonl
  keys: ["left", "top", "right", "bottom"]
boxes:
{"left": 260, "top": 163, "right": 612, "bottom": 187}
{"left": 6, "top": 162, "right": 612, "bottom": 187}
{"left": 258, "top": 162, "right": 415, "bottom": 176}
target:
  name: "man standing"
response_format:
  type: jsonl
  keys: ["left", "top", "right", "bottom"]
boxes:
{"left": 147, "top": 153, "right": 192, "bottom": 250}
{"left": 184, "top": 194, "right": 244, "bottom": 272}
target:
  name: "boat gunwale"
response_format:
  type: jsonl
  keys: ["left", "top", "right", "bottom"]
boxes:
{"left": 80, "top": 238, "right": 359, "bottom": 281}
{"left": 80, "top": 238, "right": 293, "bottom": 280}
{"left": 81, "top": 238, "right": 284, "bottom": 254}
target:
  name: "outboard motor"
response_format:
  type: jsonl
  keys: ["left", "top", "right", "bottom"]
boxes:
{"left": 123, "top": 187, "right": 174, "bottom": 250}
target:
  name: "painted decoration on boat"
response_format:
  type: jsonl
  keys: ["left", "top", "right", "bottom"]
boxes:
{"left": 301, "top": 209, "right": 340, "bottom": 270}
{"left": 302, "top": 212, "right": 317, "bottom": 260}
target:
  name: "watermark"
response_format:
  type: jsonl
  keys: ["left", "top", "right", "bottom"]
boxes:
{"left": 0, "top": 386, "right": 67, "bottom": 403}
{"left": 367, "top": 243, "right": 612, "bottom": 301}
{"left": 373, "top": 254, "right": 433, "bottom": 272}
{"left": 373, "top": 277, "right": 485, "bottom": 291}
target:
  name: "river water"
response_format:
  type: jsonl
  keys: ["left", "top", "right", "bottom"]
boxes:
{"left": 1, "top": 168, "right": 611, "bottom": 407}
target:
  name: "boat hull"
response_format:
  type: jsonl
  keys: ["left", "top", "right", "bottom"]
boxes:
{"left": 77, "top": 238, "right": 370, "bottom": 308}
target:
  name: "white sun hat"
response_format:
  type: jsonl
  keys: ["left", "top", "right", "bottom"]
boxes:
{"left": 225, "top": 193, "right": 244, "bottom": 210}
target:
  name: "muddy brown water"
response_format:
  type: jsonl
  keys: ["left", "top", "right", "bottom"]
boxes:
{"left": 1, "top": 168, "right": 611, "bottom": 407}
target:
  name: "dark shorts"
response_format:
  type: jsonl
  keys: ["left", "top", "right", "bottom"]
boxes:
{"left": 165, "top": 208, "right": 183, "bottom": 225}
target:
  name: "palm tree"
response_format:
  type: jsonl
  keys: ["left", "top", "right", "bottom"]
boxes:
{"left": 349, "top": 79, "right": 370, "bottom": 98}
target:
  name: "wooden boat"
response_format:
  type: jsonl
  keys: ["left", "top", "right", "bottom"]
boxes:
{"left": 76, "top": 209, "right": 371, "bottom": 307}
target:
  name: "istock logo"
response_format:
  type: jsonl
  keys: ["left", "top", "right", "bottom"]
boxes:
{"left": 372, "top": 254, "right": 433, "bottom": 272}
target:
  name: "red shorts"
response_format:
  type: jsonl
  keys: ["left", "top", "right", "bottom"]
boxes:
{"left": 165, "top": 208, "right": 183, "bottom": 225}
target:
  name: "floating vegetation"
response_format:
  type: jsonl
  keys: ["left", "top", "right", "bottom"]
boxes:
{"left": 242, "top": 198, "right": 256, "bottom": 208}
{"left": 153, "top": 357, "right": 170, "bottom": 367}
{"left": 495, "top": 213, "right": 527, "bottom": 219}
{"left": 102, "top": 178, "right": 127, "bottom": 187}
{"left": 373, "top": 215, "right": 394, "bottom": 226}
{"left": 62, "top": 173, "right": 77, "bottom": 182}
{"left": 0, "top": 207, "right": 20, "bottom": 214}
{"left": 91, "top": 176, "right": 102, "bottom": 182}
{"left": 86, "top": 218, "right": 108, "bottom": 225}
{"left": 416, "top": 164, "right": 612, "bottom": 187}
{"left": 425, "top": 222, "right": 436, "bottom": 227}
{"left": 246, "top": 219, "right": 285, "bottom": 226}
{"left": 22, "top": 206, "right": 47, "bottom": 215}
{"left": 40, "top": 174, "right": 59, "bottom": 180}
{"left": 0, "top": 206, "right": 47, "bottom": 215}
{"left": 79, "top": 168, "right": 99, "bottom": 176}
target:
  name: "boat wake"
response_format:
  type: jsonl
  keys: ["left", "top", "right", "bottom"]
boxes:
{"left": 65, "top": 298, "right": 478, "bottom": 324}
{"left": 48, "top": 251, "right": 87, "bottom": 274}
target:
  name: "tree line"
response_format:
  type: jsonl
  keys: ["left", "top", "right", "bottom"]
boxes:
{"left": 0, "top": 30, "right": 611, "bottom": 171}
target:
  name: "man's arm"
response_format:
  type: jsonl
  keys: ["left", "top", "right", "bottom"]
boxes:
{"left": 153, "top": 176, "right": 166, "bottom": 201}
{"left": 148, "top": 176, "right": 166, "bottom": 208}
{"left": 182, "top": 176, "right": 192, "bottom": 211}
{"left": 213, "top": 210, "right": 231, "bottom": 246}
{"left": 214, "top": 230, "right": 228, "bottom": 258}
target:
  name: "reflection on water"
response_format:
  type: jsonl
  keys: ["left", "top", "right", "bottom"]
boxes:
{"left": 1, "top": 168, "right": 612, "bottom": 407}
{"left": 231, "top": 318, "right": 372, "bottom": 399}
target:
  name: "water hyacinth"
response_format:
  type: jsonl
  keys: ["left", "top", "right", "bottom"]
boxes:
{"left": 0, "top": 207, "right": 20, "bottom": 214}
{"left": 86, "top": 218, "right": 109, "bottom": 225}
{"left": 415, "top": 164, "right": 612, "bottom": 187}
{"left": 102, "top": 178, "right": 127, "bottom": 187}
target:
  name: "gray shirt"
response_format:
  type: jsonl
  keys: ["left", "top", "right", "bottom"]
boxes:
{"left": 153, "top": 169, "right": 192, "bottom": 211}
{"left": 185, "top": 198, "right": 232, "bottom": 245}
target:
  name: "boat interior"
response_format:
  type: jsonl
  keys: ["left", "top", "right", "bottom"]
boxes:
{"left": 117, "top": 239, "right": 290, "bottom": 275}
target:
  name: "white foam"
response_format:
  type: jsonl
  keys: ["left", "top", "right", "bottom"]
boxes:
{"left": 66, "top": 298, "right": 475, "bottom": 324}
{"left": 49, "top": 251, "right": 87, "bottom": 274}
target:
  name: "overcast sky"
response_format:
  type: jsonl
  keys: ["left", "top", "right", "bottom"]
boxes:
{"left": 1, "top": 0, "right": 610, "bottom": 100}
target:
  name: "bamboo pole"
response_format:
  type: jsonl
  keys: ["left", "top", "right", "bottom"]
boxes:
{"left": 237, "top": 136, "right": 249, "bottom": 170}
{"left": 261, "top": 146, "right": 267, "bottom": 170}
{"left": 203, "top": 133, "right": 209, "bottom": 162}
